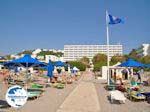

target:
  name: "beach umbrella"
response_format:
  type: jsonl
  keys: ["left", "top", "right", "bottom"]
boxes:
{"left": 118, "top": 58, "right": 145, "bottom": 68}
{"left": 4, "top": 54, "right": 46, "bottom": 68}
{"left": 145, "top": 64, "right": 150, "bottom": 68}
{"left": 47, "top": 60, "right": 54, "bottom": 78}
{"left": 73, "top": 66, "right": 79, "bottom": 71}
{"left": 54, "top": 61, "right": 65, "bottom": 67}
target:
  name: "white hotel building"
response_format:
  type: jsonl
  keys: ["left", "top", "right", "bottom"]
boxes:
{"left": 64, "top": 44, "right": 123, "bottom": 61}
{"left": 136, "top": 44, "right": 150, "bottom": 57}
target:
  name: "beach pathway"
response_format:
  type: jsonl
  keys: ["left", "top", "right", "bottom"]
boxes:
{"left": 56, "top": 71, "right": 100, "bottom": 112}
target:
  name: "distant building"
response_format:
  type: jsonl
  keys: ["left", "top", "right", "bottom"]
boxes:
{"left": 49, "top": 49, "right": 64, "bottom": 53}
{"left": 0, "top": 56, "right": 7, "bottom": 63}
{"left": 136, "top": 44, "right": 150, "bottom": 56}
{"left": 45, "top": 55, "right": 64, "bottom": 63}
{"left": 36, "top": 55, "right": 45, "bottom": 61}
{"left": 64, "top": 44, "right": 123, "bottom": 61}
{"left": 10, "top": 54, "right": 20, "bottom": 59}
{"left": 32, "top": 49, "right": 42, "bottom": 57}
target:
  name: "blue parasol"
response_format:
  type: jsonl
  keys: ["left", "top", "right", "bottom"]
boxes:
{"left": 118, "top": 58, "right": 145, "bottom": 68}
{"left": 4, "top": 54, "right": 46, "bottom": 68}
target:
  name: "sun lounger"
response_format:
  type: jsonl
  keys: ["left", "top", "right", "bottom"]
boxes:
{"left": 27, "top": 88, "right": 43, "bottom": 99}
{"left": 130, "top": 91, "right": 145, "bottom": 101}
{"left": 130, "top": 94, "right": 145, "bottom": 101}
{"left": 27, "top": 91, "right": 42, "bottom": 99}
{"left": 109, "top": 90, "right": 126, "bottom": 103}
{"left": 56, "top": 83, "right": 65, "bottom": 89}
{"left": 27, "top": 88, "right": 44, "bottom": 92}
{"left": 106, "top": 79, "right": 121, "bottom": 90}
{"left": 31, "top": 83, "right": 44, "bottom": 89}
{"left": 141, "top": 92, "right": 150, "bottom": 102}
{"left": 52, "top": 83, "right": 65, "bottom": 89}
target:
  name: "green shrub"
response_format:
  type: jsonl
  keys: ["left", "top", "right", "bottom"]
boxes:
{"left": 68, "top": 61, "right": 86, "bottom": 71}
{"left": 93, "top": 62, "right": 106, "bottom": 71}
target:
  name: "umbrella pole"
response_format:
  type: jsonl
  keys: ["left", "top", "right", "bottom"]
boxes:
{"left": 25, "top": 62, "right": 28, "bottom": 90}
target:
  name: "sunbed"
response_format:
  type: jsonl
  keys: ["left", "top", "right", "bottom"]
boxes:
{"left": 31, "top": 83, "right": 44, "bottom": 89}
{"left": 109, "top": 90, "right": 126, "bottom": 103}
{"left": 106, "top": 79, "right": 120, "bottom": 90}
{"left": 56, "top": 83, "right": 65, "bottom": 89}
{"left": 130, "top": 91, "right": 145, "bottom": 101}
{"left": 27, "top": 91, "right": 42, "bottom": 99}
{"left": 52, "top": 83, "right": 65, "bottom": 89}
{"left": 27, "top": 88, "right": 43, "bottom": 99}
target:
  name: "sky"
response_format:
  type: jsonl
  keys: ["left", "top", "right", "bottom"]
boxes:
{"left": 0, "top": 0, "right": 150, "bottom": 55}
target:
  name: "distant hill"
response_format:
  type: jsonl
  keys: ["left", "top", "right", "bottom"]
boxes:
{"left": 37, "top": 51, "right": 63, "bottom": 57}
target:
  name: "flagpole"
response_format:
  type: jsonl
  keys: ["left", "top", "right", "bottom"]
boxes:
{"left": 106, "top": 10, "right": 110, "bottom": 85}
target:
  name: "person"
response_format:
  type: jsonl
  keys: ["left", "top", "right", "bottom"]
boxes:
{"left": 26, "top": 70, "right": 31, "bottom": 82}
{"left": 114, "top": 69, "right": 117, "bottom": 82}
{"left": 137, "top": 71, "right": 141, "bottom": 83}
{"left": 119, "top": 78, "right": 123, "bottom": 85}
{"left": 128, "top": 68, "right": 132, "bottom": 79}
{"left": 2, "top": 69, "right": 9, "bottom": 84}
{"left": 130, "top": 77, "right": 137, "bottom": 87}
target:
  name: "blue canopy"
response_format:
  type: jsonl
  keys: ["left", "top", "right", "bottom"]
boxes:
{"left": 47, "top": 60, "right": 54, "bottom": 78}
{"left": 118, "top": 58, "right": 145, "bottom": 68}
{"left": 145, "top": 64, "right": 150, "bottom": 68}
{"left": 54, "top": 61, "right": 65, "bottom": 67}
{"left": 4, "top": 54, "right": 46, "bottom": 67}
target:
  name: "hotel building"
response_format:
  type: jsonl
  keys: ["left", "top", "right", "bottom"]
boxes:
{"left": 136, "top": 44, "right": 150, "bottom": 57}
{"left": 64, "top": 44, "right": 123, "bottom": 61}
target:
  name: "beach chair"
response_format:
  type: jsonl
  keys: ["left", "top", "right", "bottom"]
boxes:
{"left": 56, "top": 83, "right": 65, "bottom": 89}
{"left": 130, "top": 91, "right": 146, "bottom": 101}
{"left": 27, "top": 91, "right": 42, "bottom": 99}
{"left": 109, "top": 90, "right": 126, "bottom": 103}
{"left": 106, "top": 79, "right": 120, "bottom": 90}
{"left": 27, "top": 88, "right": 44, "bottom": 99}
{"left": 31, "top": 83, "right": 44, "bottom": 89}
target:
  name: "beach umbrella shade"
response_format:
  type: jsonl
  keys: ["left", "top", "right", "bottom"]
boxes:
{"left": 54, "top": 61, "right": 65, "bottom": 67}
{"left": 47, "top": 61, "right": 54, "bottom": 78}
{"left": 118, "top": 58, "right": 145, "bottom": 68}
{"left": 73, "top": 66, "right": 79, "bottom": 71}
{"left": 145, "top": 64, "right": 150, "bottom": 68}
{"left": 4, "top": 54, "right": 46, "bottom": 68}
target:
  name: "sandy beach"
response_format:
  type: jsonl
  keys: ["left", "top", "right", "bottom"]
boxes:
{"left": 0, "top": 71, "right": 150, "bottom": 112}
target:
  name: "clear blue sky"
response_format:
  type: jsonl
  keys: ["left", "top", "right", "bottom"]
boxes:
{"left": 0, "top": 0, "right": 150, "bottom": 55}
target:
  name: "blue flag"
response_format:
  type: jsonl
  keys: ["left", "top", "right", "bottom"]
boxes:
{"left": 108, "top": 14, "right": 123, "bottom": 25}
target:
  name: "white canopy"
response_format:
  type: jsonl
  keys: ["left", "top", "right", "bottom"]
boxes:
{"left": 73, "top": 66, "right": 79, "bottom": 71}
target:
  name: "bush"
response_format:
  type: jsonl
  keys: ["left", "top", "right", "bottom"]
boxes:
{"left": 93, "top": 62, "right": 106, "bottom": 71}
{"left": 68, "top": 61, "right": 86, "bottom": 71}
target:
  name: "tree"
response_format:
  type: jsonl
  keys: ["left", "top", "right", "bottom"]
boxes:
{"left": 92, "top": 53, "right": 107, "bottom": 71}
{"left": 128, "top": 49, "right": 140, "bottom": 61}
{"left": 110, "top": 55, "right": 126, "bottom": 65}
{"left": 92, "top": 53, "right": 107, "bottom": 64}
{"left": 5, "top": 55, "right": 12, "bottom": 60}
{"left": 37, "top": 51, "right": 63, "bottom": 57}
{"left": 17, "top": 50, "right": 33, "bottom": 55}
{"left": 67, "top": 61, "right": 86, "bottom": 71}
{"left": 139, "top": 55, "right": 150, "bottom": 64}
{"left": 80, "top": 56, "right": 90, "bottom": 67}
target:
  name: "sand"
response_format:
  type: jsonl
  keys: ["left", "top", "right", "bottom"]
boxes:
{"left": 0, "top": 71, "right": 150, "bottom": 112}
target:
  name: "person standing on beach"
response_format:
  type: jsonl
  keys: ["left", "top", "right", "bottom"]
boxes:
{"left": 114, "top": 69, "right": 117, "bottom": 82}
{"left": 137, "top": 71, "right": 141, "bottom": 83}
